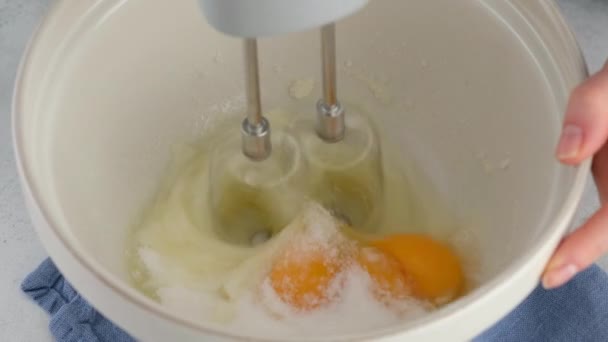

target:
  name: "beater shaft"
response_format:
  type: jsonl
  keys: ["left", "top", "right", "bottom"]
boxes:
{"left": 316, "top": 24, "right": 345, "bottom": 143}
{"left": 321, "top": 24, "right": 337, "bottom": 106}
{"left": 244, "top": 39, "right": 263, "bottom": 126}
{"left": 242, "top": 38, "right": 272, "bottom": 161}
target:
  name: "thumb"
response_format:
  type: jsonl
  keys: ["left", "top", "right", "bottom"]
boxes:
{"left": 542, "top": 205, "right": 608, "bottom": 289}
{"left": 556, "top": 63, "right": 608, "bottom": 164}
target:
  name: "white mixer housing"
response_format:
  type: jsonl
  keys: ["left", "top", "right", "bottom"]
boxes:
{"left": 198, "top": 0, "right": 369, "bottom": 37}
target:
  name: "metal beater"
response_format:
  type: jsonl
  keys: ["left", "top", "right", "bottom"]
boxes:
{"left": 200, "top": 0, "right": 384, "bottom": 244}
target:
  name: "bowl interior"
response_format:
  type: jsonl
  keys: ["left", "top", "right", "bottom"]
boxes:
{"left": 20, "top": 0, "right": 582, "bottom": 338}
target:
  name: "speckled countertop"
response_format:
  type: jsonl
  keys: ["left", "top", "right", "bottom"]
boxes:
{"left": 0, "top": 1, "right": 607, "bottom": 340}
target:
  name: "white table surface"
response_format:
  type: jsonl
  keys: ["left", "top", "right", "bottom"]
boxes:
{"left": 0, "top": 1, "right": 607, "bottom": 341}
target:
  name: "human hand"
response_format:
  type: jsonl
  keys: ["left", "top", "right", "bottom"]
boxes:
{"left": 542, "top": 61, "right": 608, "bottom": 289}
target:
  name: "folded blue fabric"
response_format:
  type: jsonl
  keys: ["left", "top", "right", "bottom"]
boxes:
{"left": 22, "top": 258, "right": 608, "bottom": 341}
{"left": 475, "top": 263, "right": 608, "bottom": 342}
{"left": 21, "top": 259, "right": 134, "bottom": 342}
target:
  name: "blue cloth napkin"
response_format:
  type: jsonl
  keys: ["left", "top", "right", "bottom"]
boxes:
{"left": 22, "top": 258, "right": 608, "bottom": 342}
{"left": 474, "top": 263, "right": 608, "bottom": 342}
{"left": 22, "top": 259, "right": 134, "bottom": 342}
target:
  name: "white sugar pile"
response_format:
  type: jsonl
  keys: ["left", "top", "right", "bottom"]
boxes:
{"left": 136, "top": 203, "right": 433, "bottom": 338}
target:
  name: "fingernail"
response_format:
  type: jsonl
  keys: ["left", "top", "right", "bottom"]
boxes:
{"left": 556, "top": 125, "right": 583, "bottom": 160}
{"left": 542, "top": 264, "right": 578, "bottom": 289}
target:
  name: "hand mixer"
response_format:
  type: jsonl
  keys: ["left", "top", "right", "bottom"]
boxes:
{"left": 200, "top": 0, "right": 384, "bottom": 245}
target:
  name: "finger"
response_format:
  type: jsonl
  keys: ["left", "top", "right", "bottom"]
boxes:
{"left": 542, "top": 205, "right": 608, "bottom": 289}
{"left": 557, "top": 64, "right": 608, "bottom": 164}
{"left": 592, "top": 143, "right": 608, "bottom": 204}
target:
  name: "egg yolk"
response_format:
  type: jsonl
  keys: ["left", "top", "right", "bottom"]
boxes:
{"left": 269, "top": 246, "right": 345, "bottom": 311}
{"left": 268, "top": 231, "right": 464, "bottom": 311}
{"left": 372, "top": 234, "right": 465, "bottom": 302}
{"left": 357, "top": 246, "right": 411, "bottom": 302}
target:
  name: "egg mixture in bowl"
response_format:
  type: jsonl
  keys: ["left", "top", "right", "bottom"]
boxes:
{"left": 127, "top": 107, "right": 475, "bottom": 338}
